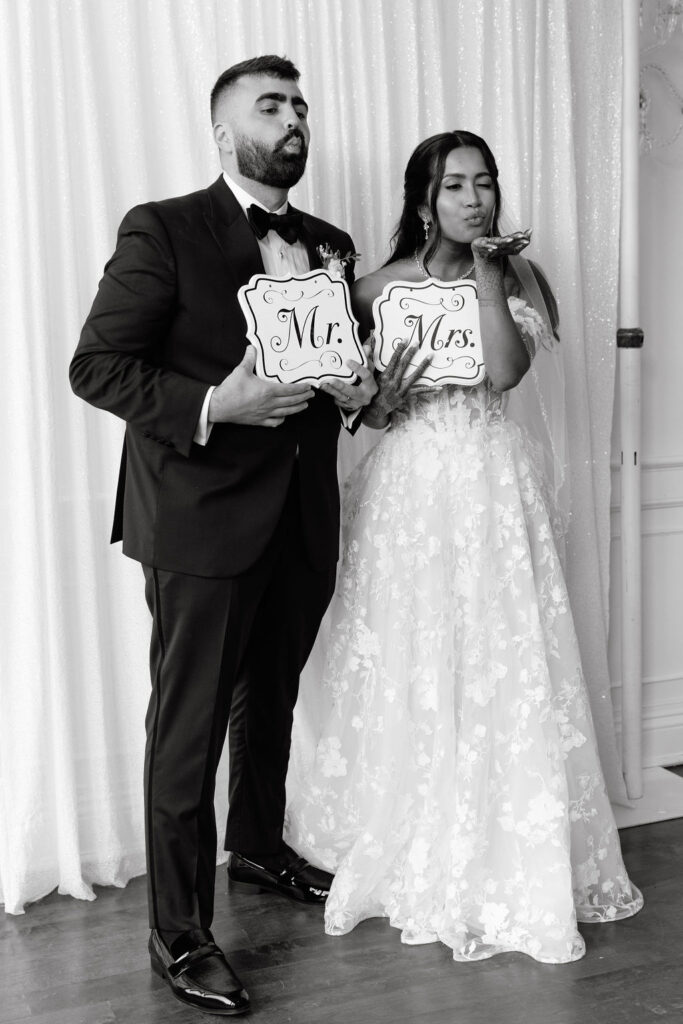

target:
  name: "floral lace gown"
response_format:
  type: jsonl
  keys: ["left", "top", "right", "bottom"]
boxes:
{"left": 285, "top": 298, "right": 643, "bottom": 964}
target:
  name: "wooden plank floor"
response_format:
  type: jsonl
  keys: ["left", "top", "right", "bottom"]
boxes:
{"left": 2, "top": 806, "right": 682, "bottom": 1023}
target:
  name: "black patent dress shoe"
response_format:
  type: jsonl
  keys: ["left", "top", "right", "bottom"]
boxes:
{"left": 227, "top": 847, "right": 333, "bottom": 903}
{"left": 149, "top": 928, "right": 250, "bottom": 1016}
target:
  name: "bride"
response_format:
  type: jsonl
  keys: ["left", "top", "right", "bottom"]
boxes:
{"left": 285, "top": 130, "right": 642, "bottom": 964}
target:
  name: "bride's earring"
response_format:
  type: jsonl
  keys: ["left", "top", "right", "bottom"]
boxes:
{"left": 422, "top": 217, "right": 431, "bottom": 241}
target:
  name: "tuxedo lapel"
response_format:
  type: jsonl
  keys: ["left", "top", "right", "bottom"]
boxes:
{"left": 295, "top": 209, "right": 323, "bottom": 271}
{"left": 204, "top": 176, "right": 265, "bottom": 288}
{"left": 294, "top": 210, "right": 355, "bottom": 284}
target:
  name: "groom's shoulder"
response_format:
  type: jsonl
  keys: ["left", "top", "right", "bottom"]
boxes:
{"left": 119, "top": 183, "right": 213, "bottom": 236}
{"left": 300, "top": 210, "right": 354, "bottom": 250}
{"left": 150, "top": 186, "right": 208, "bottom": 214}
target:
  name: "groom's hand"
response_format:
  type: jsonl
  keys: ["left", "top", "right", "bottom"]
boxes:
{"left": 208, "top": 347, "right": 314, "bottom": 428}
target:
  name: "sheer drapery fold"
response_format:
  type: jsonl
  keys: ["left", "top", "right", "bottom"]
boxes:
{"left": 0, "top": 0, "right": 624, "bottom": 915}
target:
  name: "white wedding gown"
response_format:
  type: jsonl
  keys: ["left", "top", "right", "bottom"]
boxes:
{"left": 285, "top": 298, "right": 643, "bottom": 964}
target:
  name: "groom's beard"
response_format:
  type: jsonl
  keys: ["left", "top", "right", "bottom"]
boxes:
{"left": 234, "top": 129, "right": 308, "bottom": 188}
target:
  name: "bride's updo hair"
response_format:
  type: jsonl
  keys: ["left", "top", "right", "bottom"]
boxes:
{"left": 386, "top": 130, "right": 502, "bottom": 267}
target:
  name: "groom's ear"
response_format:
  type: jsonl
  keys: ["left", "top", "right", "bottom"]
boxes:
{"left": 213, "top": 121, "right": 235, "bottom": 155}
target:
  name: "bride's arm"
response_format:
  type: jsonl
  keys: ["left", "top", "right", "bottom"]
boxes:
{"left": 351, "top": 276, "right": 386, "bottom": 429}
{"left": 351, "top": 273, "right": 430, "bottom": 429}
{"left": 362, "top": 386, "right": 392, "bottom": 429}
{"left": 472, "top": 239, "right": 531, "bottom": 392}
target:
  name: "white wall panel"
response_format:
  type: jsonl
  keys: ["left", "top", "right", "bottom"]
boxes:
{"left": 610, "top": 138, "right": 683, "bottom": 767}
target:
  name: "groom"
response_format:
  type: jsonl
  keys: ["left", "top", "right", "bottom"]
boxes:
{"left": 70, "top": 55, "right": 375, "bottom": 1017}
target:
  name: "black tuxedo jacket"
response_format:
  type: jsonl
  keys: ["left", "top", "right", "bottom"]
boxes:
{"left": 70, "top": 176, "right": 357, "bottom": 577}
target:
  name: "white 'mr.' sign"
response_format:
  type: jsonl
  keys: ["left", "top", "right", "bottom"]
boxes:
{"left": 372, "top": 278, "right": 485, "bottom": 387}
{"left": 238, "top": 270, "right": 366, "bottom": 385}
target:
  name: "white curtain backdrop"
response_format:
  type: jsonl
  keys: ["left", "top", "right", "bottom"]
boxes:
{"left": 0, "top": 0, "right": 625, "bottom": 916}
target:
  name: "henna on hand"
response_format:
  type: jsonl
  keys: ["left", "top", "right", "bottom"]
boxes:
{"left": 472, "top": 229, "right": 532, "bottom": 262}
{"left": 363, "top": 340, "right": 432, "bottom": 427}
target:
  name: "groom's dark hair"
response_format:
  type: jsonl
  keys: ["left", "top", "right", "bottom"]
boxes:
{"left": 210, "top": 55, "right": 301, "bottom": 121}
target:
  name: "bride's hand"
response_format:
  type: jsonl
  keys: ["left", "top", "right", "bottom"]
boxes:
{"left": 365, "top": 340, "right": 431, "bottom": 425}
{"left": 472, "top": 229, "right": 532, "bottom": 261}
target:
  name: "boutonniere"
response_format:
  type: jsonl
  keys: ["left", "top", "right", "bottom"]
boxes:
{"left": 317, "top": 243, "right": 361, "bottom": 280}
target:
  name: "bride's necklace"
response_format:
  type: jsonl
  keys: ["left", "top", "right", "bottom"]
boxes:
{"left": 414, "top": 249, "right": 474, "bottom": 281}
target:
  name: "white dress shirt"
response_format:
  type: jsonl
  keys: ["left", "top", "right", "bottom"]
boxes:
{"left": 193, "top": 174, "right": 311, "bottom": 445}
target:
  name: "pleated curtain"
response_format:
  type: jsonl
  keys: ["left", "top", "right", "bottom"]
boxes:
{"left": 0, "top": 0, "right": 624, "bottom": 914}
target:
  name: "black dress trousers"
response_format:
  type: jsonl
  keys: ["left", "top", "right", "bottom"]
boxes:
{"left": 142, "top": 468, "right": 337, "bottom": 931}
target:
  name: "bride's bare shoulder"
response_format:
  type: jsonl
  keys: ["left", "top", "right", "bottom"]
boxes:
{"left": 352, "top": 260, "right": 420, "bottom": 306}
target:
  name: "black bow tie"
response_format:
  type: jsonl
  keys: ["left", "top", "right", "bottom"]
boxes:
{"left": 247, "top": 204, "right": 303, "bottom": 245}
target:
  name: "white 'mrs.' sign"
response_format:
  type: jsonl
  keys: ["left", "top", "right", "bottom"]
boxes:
{"left": 372, "top": 278, "right": 485, "bottom": 387}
